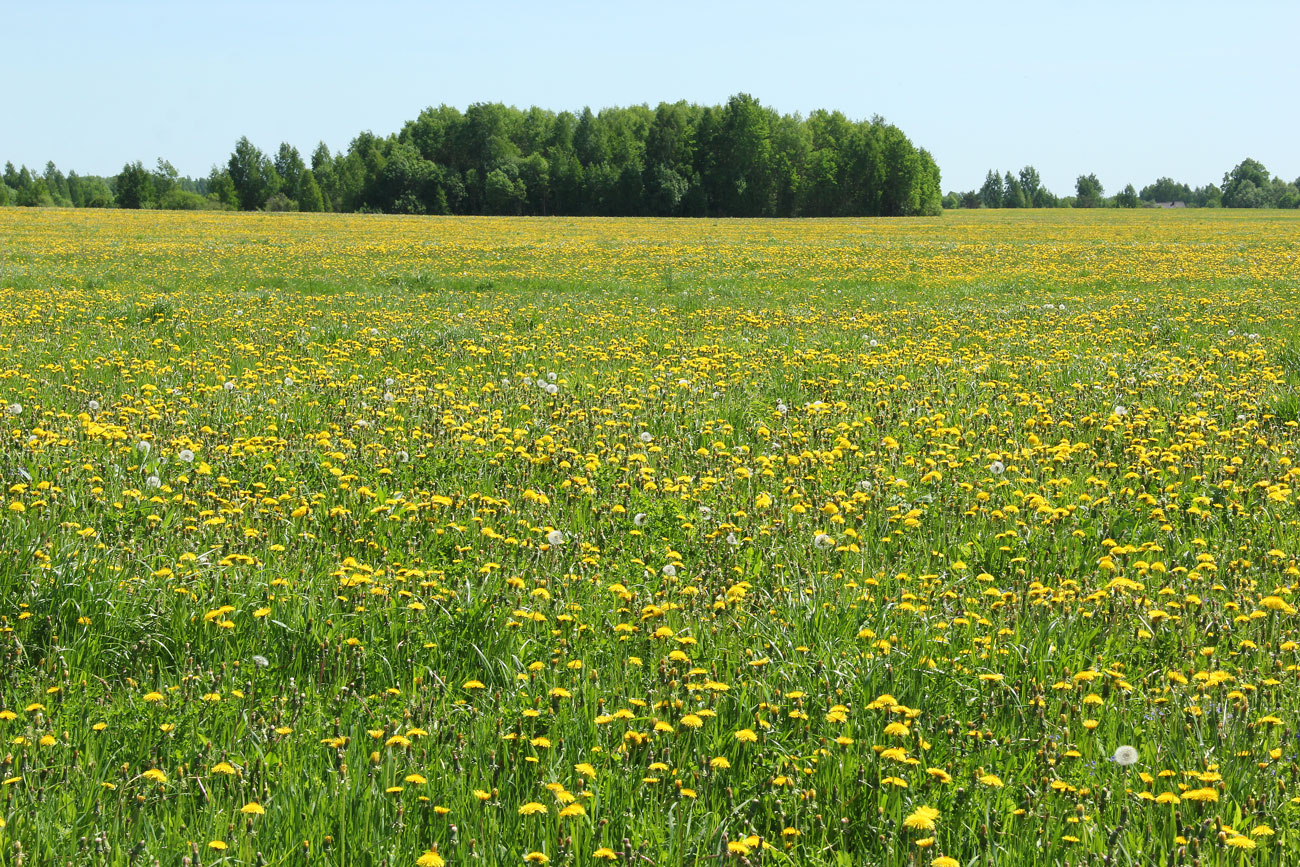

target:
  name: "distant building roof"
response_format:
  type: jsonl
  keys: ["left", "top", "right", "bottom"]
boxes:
{"left": 1155, "top": 201, "right": 1186, "bottom": 208}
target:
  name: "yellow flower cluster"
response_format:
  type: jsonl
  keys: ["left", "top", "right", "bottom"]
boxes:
{"left": 0, "top": 208, "right": 1297, "bottom": 865}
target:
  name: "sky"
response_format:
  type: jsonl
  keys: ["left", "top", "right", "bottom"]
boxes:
{"left": 4, "top": 0, "right": 1298, "bottom": 197}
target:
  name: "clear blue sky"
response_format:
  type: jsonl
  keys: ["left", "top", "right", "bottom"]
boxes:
{"left": 4, "top": 0, "right": 1297, "bottom": 196}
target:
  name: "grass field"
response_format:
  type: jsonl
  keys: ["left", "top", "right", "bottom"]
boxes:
{"left": 2, "top": 208, "right": 1299, "bottom": 866}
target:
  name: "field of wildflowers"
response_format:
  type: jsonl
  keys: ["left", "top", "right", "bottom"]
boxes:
{"left": 1, "top": 208, "right": 1299, "bottom": 866}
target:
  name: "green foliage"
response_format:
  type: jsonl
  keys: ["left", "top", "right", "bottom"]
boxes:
{"left": 1074, "top": 173, "right": 1104, "bottom": 208}
{"left": 15, "top": 177, "right": 53, "bottom": 207}
{"left": 297, "top": 169, "right": 325, "bottom": 212}
{"left": 114, "top": 161, "right": 153, "bottom": 209}
{"left": 979, "top": 170, "right": 1003, "bottom": 208}
{"left": 1222, "top": 157, "right": 1270, "bottom": 207}
{"left": 1139, "top": 176, "right": 1192, "bottom": 204}
{"left": 1115, "top": 183, "right": 1138, "bottom": 208}
{"left": 228, "top": 136, "right": 280, "bottom": 210}
{"left": 158, "top": 187, "right": 221, "bottom": 210}
{"left": 206, "top": 97, "right": 943, "bottom": 217}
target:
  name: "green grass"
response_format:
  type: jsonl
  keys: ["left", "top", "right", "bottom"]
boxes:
{"left": 1, "top": 208, "right": 1299, "bottom": 866}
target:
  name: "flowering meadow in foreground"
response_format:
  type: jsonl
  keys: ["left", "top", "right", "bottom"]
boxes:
{"left": 1, "top": 208, "right": 1300, "bottom": 866}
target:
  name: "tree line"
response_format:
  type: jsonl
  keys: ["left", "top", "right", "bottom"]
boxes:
{"left": 945, "top": 158, "right": 1300, "bottom": 209}
{"left": 1, "top": 95, "right": 943, "bottom": 217}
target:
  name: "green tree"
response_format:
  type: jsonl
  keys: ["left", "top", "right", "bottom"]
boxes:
{"left": 74, "top": 175, "right": 115, "bottom": 207}
{"left": 297, "top": 169, "right": 325, "bottom": 212}
{"left": 715, "top": 94, "right": 776, "bottom": 216}
{"left": 1116, "top": 183, "right": 1138, "bottom": 208}
{"left": 1002, "top": 171, "right": 1025, "bottom": 208}
{"left": 484, "top": 167, "right": 526, "bottom": 215}
{"left": 275, "top": 144, "right": 306, "bottom": 204}
{"left": 1139, "top": 177, "right": 1192, "bottom": 204}
{"left": 15, "top": 177, "right": 53, "bottom": 207}
{"left": 115, "top": 161, "right": 153, "bottom": 209}
{"left": 152, "top": 159, "right": 179, "bottom": 202}
{"left": 573, "top": 107, "right": 610, "bottom": 167}
{"left": 979, "top": 170, "right": 1003, "bottom": 208}
{"left": 206, "top": 166, "right": 238, "bottom": 208}
{"left": 1075, "top": 174, "right": 1104, "bottom": 208}
{"left": 44, "top": 162, "right": 71, "bottom": 205}
{"left": 1221, "top": 158, "right": 1269, "bottom": 207}
{"left": 1018, "top": 166, "right": 1041, "bottom": 204}
{"left": 1272, "top": 178, "right": 1300, "bottom": 209}
{"left": 227, "top": 137, "right": 278, "bottom": 210}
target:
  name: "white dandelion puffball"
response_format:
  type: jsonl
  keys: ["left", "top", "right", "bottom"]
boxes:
{"left": 136, "top": 440, "right": 151, "bottom": 456}
{"left": 145, "top": 475, "right": 161, "bottom": 489}
{"left": 633, "top": 512, "right": 648, "bottom": 527}
{"left": 87, "top": 399, "right": 100, "bottom": 412}
{"left": 545, "top": 383, "right": 558, "bottom": 395}
{"left": 1113, "top": 405, "right": 1127, "bottom": 417}
{"left": 546, "top": 529, "right": 565, "bottom": 546}
{"left": 814, "top": 533, "right": 835, "bottom": 551}
{"left": 5, "top": 403, "right": 21, "bottom": 416}
{"left": 251, "top": 654, "right": 270, "bottom": 668}
{"left": 224, "top": 381, "right": 236, "bottom": 391}
{"left": 989, "top": 460, "right": 1005, "bottom": 475}
{"left": 639, "top": 431, "right": 653, "bottom": 443}
{"left": 178, "top": 449, "right": 195, "bottom": 463}
{"left": 662, "top": 564, "right": 677, "bottom": 577}
{"left": 284, "top": 376, "right": 294, "bottom": 387}
{"left": 1112, "top": 745, "right": 1139, "bottom": 766}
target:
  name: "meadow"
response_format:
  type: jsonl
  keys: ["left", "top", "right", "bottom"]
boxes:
{"left": 1, "top": 207, "right": 1299, "bottom": 866}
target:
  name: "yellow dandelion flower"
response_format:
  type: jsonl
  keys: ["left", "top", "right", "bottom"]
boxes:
{"left": 903, "top": 805, "right": 939, "bottom": 831}
{"left": 417, "top": 848, "right": 446, "bottom": 867}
